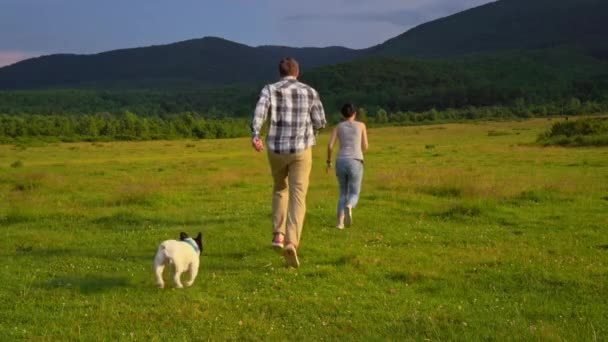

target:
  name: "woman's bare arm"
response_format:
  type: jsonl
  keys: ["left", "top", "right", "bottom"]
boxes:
{"left": 327, "top": 126, "right": 339, "bottom": 163}
{"left": 361, "top": 122, "right": 369, "bottom": 152}
{"left": 326, "top": 127, "right": 339, "bottom": 173}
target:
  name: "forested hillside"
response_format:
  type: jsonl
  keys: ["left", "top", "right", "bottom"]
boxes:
{"left": 2, "top": 48, "right": 606, "bottom": 118}
{"left": 305, "top": 49, "right": 608, "bottom": 113}
{"left": 0, "top": 37, "right": 361, "bottom": 89}
{"left": 372, "top": 0, "right": 608, "bottom": 57}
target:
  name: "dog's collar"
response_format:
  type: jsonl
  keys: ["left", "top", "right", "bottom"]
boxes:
{"left": 183, "top": 238, "right": 200, "bottom": 253}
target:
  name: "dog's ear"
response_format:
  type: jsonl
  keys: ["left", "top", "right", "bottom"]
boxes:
{"left": 180, "top": 232, "right": 189, "bottom": 240}
{"left": 195, "top": 232, "right": 203, "bottom": 252}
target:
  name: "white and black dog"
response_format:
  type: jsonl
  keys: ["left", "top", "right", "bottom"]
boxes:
{"left": 154, "top": 232, "right": 203, "bottom": 288}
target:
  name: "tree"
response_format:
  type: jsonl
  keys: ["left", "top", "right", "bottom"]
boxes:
{"left": 375, "top": 108, "right": 388, "bottom": 124}
{"left": 566, "top": 97, "right": 582, "bottom": 116}
{"left": 357, "top": 107, "right": 368, "bottom": 123}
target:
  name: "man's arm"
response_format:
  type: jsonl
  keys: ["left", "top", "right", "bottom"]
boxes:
{"left": 251, "top": 86, "right": 270, "bottom": 138}
{"left": 251, "top": 86, "right": 270, "bottom": 152}
{"left": 310, "top": 90, "right": 326, "bottom": 134}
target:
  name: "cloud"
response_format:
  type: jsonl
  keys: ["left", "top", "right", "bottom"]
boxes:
{"left": 277, "top": 0, "right": 495, "bottom": 48}
{"left": 284, "top": 0, "right": 495, "bottom": 28}
{"left": 0, "top": 51, "right": 40, "bottom": 68}
{"left": 285, "top": 11, "right": 425, "bottom": 28}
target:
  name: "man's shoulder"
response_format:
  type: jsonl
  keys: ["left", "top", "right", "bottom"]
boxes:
{"left": 294, "top": 81, "right": 318, "bottom": 94}
{"left": 266, "top": 78, "right": 318, "bottom": 95}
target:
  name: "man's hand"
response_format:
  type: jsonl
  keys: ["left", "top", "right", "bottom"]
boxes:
{"left": 252, "top": 137, "right": 264, "bottom": 152}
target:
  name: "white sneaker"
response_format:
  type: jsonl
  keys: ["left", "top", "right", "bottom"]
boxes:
{"left": 284, "top": 244, "right": 300, "bottom": 268}
{"left": 336, "top": 224, "right": 344, "bottom": 230}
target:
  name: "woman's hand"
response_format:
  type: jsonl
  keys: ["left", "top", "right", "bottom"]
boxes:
{"left": 325, "top": 161, "right": 332, "bottom": 174}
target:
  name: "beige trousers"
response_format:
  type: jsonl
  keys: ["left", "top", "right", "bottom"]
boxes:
{"left": 267, "top": 148, "right": 312, "bottom": 246}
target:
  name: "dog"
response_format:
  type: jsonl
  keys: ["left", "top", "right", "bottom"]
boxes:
{"left": 154, "top": 232, "right": 203, "bottom": 288}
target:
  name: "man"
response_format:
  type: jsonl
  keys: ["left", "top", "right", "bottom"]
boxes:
{"left": 251, "top": 57, "right": 326, "bottom": 268}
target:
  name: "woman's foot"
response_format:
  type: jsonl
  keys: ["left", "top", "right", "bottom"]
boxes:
{"left": 337, "top": 214, "right": 345, "bottom": 229}
{"left": 271, "top": 233, "right": 284, "bottom": 249}
{"left": 345, "top": 205, "right": 353, "bottom": 226}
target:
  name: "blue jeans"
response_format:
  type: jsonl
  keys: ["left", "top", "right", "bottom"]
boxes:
{"left": 335, "top": 158, "right": 364, "bottom": 216}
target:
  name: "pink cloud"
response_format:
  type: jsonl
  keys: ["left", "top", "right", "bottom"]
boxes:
{"left": 0, "top": 51, "right": 41, "bottom": 68}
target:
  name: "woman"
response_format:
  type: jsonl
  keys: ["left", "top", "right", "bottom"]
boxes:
{"left": 327, "top": 103, "right": 369, "bottom": 229}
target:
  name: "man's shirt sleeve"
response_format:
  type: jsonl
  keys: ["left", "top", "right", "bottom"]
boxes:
{"left": 251, "top": 86, "right": 270, "bottom": 138}
{"left": 310, "top": 90, "right": 327, "bottom": 132}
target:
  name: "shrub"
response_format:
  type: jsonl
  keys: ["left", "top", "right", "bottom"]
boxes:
{"left": 538, "top": 117, "right": 608, "bottom": 146}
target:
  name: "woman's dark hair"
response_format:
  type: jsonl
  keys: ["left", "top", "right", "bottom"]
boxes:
{"left": 341, "top": 103, "right": 357, "bottom": 118}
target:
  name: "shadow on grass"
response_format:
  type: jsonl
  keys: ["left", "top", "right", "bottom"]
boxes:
{"left": 207, "top": 251, "right": 249, "bottom": 260}
{"left": 313, "top": 254, "right": 372, "bottom": 268}
{"left": 334, "top": 254, "right": 361, "bottom": 266}
{"left": 432, "top": 204, "right": 483, "bottom": 220}
{"left": 202, "top": 246, "right": 273, "bottom": 271}
{"left": 16, "top": 246, "right": 72, "bottom": 256}
{"left": 15, "top": 246, "right": 150, "bottom": 263}
{"left": 505, "top": 189, "right": 574, "bottom": 206}
{"left": 203, "top": 244, "right": 266, "bottom": 260}
{"left": 0, "top": 211, "right": 84, "bottom": 226}
{"left": 418, "top": 185, "right": 463, "bottom": 198}
{"left": 386, "top": 271, "right": 431, "bottom": 284}
{"left": 41, "top": 275, "right": 131, "bottom": 294}
{"left": 91, "top": 211, "right": 202, "bottom": 228}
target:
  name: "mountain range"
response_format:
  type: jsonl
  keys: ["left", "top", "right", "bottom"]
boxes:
{"left": 0, "top": 38, "right": 363, "bottom": 89}
{"left": 1, "top": 0, "right": 607, "bottom": 121}
{"left": 0, "top": 0, "right": 607, "bottom": 90}
{"left": 371, "top": 0, "right": 608, "bottom": 57}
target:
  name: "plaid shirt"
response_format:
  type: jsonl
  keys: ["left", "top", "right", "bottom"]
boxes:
{"left": 251, "top": 76, "right": 326, "bottom": 154}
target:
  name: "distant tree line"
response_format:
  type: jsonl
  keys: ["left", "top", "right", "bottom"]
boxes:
{"left": 2, "top": 99, "right": 607, "bottom": 143}
{"left": 0, "top": 112, "right": 249, "bottom": 143}
{"left": 348, "top": 98, "right": 608, "bottom": 126}
{"left": 0, "top": 86, "right": 258, "bottom": 117}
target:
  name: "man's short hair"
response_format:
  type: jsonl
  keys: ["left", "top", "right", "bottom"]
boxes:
{"left": 279, "top": 58, "right": 299, "bottom": 77}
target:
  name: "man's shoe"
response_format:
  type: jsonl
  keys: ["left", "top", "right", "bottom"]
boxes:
{"left": 284, "top": 244, "right": 300, "bottom": 268}
{"left": 272, "top": 234, "right": 284, "bottom": 249}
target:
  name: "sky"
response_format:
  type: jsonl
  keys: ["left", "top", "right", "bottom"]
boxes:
{"left": 0, "top": 0, "right": 495, "bottom": 67}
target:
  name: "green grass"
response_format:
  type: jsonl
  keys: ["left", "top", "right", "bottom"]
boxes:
{"left": 0, "top": 118, "right": 607, "bottom": 340}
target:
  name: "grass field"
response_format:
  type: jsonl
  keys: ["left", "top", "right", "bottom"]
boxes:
{"left": 1, "top": 118, "right": 607, "bottom": 341}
